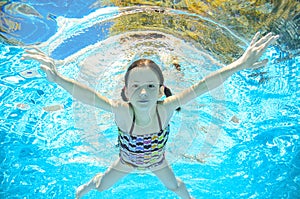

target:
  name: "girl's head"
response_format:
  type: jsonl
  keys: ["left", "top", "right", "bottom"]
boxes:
{"left": 124, "top": 59, "right": 164, "bottom": 88}
{"left": 121, "top": 59, "right": 180, "bottom": 110}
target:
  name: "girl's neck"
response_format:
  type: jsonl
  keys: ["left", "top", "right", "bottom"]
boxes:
{"left": 132, "top": 105, "right": 156, "bottom": 127}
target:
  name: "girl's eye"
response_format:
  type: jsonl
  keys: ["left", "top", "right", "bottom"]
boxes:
{"left": 132, "top": 84, "right": 139, "bottom": 88}
{"left": 148, "top": 84, "right": 156, "bottom": 88}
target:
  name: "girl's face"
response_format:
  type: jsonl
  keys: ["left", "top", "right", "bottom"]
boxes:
{"left": 125, "top": 67, "right": 163, "bottom": 109}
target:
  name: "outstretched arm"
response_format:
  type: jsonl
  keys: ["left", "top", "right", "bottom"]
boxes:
{"left": 164, "top": 32, "right": 279, "bottom": 110}
{"left": 22, "top": 48, "right": 116, "bottom": 112}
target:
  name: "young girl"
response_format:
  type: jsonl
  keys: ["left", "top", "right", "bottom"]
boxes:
{"left": 22, "top": 32, "right": 278, "bottom": 199}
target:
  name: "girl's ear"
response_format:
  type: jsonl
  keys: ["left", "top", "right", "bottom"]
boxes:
{"left": 124, "top": 87, "right": 129, "bottom": 99}
{"left": 159, "top": 85, "right": 165, "bottom": 98}
{"left": 121, "top": 86, "right": 129, "bottom": 101}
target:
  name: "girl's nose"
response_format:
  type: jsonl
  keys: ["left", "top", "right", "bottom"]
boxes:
{"left": 140, "top": 88, "right": 147, "bottom": 97}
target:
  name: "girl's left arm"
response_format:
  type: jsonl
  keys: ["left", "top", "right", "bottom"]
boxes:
{"left": 164, "top": 32, "right": 279, "bottom": 110}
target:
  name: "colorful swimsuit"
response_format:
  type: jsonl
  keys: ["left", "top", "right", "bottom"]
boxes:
{"left": 118, "top": 105, "right": 170, "bottom": 169}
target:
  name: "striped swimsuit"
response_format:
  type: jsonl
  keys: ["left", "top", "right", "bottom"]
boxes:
{"left": 118, "top": 105, "right": 170, "bottom": 169}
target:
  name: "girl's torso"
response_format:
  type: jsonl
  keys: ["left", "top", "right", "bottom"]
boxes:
{"left": 114, "top": 102, "right": 173, "bottom": 136}
{"left": 116, "top": 103, "right": 172, "bottom": 169}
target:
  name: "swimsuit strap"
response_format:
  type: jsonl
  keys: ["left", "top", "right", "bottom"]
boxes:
{"left": 156, "top": 106, "right": 163, "bottom": 131}
{"left": 128, "top": 104, "right": 163, "bottom": 135}
{"left": 129, "top": 103, "right": 135, "bottom": 136}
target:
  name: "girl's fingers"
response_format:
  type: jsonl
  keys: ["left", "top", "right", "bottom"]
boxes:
{"left": 22, "top": 49, "right": 55, "bottom": 65}
{"left": 254, "top": 32, "right": 273, "bottom": 47}
{"left": 40, "top": 65, "right": 47, "bottom": 73}
{"left": 21, "top": 53, "right": 39, "bottom": 61}
{"left": 252, "top": 59, "right": 268, "bottom": 69}
{"left": 40, "top": 64, "right": 48, "bottom": 70}
{"left": 30, "top": 46, "right": 44, "bottom": 53}
{"left": 22, "top": 53, "right": 44, "bottom": 62}
{"left": 24, "top": 49, "right": 47, "bottom": 58}
{"left": 23, "top": 47, "right": 50, "bottom": 61}
{"left": 265, "top": 35, "right": 279, "bottom": 47}
{"left": 250, "top": 32, "right": 261, "bottom": 46}
{"left": 24, "top": 46, "right": 44, "bottom": 53}
{"left": 257, "top": 35, "right": 279, "bottom": 54}
{"left": 22, "top": 53, "right": 54, "bottom": 68}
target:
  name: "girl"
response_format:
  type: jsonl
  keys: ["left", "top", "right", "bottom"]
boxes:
{"left": 22, "top": 32, "right": 279, "bottom": 199}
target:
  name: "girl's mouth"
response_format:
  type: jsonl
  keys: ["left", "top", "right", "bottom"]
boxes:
{"left": 138, "top": 100, "right": 149, "bottom": 103}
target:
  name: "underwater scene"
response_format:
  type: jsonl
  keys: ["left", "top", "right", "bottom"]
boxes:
{"left": 1, "top": 0, "right": 299, "bottom": 198}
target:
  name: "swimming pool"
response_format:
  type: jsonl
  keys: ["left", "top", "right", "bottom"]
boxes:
{"left": 1, "top": 1, "right": 299, "bottom": 198}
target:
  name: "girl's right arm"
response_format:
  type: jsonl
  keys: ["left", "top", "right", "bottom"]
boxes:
{"left": 162, "top": 32, "right": 279, "bottom": 111}
{"left": 54, "top": 74, "right": 115, "bottom": 112}
{"left": 22, "top": 48, "right": 120, "bottom": 113}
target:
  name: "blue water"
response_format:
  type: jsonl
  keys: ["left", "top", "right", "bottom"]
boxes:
{"left": 1, "top": 1, "right": 300, "bottom": 199}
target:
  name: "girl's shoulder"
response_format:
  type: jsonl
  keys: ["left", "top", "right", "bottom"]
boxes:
{"left": 158, "top": 99, "right": 177, "bottom": 114}
{"left": 157, "top": 101, "right": 175, "bottom": 126}
{"left": 111, "top": 100, "right": 133, "bottom": 131}
{"left": 110, "top": 100, "right": 131, "bottom": 114}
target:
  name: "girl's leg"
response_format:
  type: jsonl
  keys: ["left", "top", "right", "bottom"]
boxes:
{"left": 151, "top": 160, "right": 193, "bottom": 199}
{"left": 76, "top": 158, "right": 134, "bottom": 198}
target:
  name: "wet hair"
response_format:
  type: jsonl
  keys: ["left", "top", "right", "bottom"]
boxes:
{"left": 121, "top": 59, "right": 180, "bottom": 111}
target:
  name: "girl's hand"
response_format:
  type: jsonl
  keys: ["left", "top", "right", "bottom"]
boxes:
{"left": 22, "top": 47, "right": 59, "bottom": 82}
{"left": 238, "top": 32, "right": 279, "bottom": 70}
